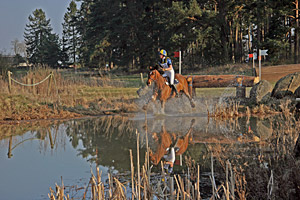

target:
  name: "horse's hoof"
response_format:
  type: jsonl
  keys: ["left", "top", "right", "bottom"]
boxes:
{"left": 191, "top": 102, "right": 196, "bottom": 108}
{"left": 142, "top": 105, "right": 147, "bottom": 110}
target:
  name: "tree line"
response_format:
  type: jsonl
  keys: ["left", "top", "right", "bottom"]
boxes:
{"left": 22, "top": 0, "right": 300, "bottom": 71}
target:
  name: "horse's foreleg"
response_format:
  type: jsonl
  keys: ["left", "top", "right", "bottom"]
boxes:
{"left": 161, "top": 100, "right": 166, "bottom": 114}
{"left": 143, "top": 91, "right": 158, "bottom": 110}
{"left": 152, "top": 91, "right": 158, "bottom": 101}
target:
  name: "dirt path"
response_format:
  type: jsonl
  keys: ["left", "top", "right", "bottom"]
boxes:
{"left": 261, "top": 64, "right": 300, "bottom": 83}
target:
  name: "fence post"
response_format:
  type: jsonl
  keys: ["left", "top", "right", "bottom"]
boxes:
{"left": 140, "top": 73, "right": 144, "bottom": 85}
{"left": 27, "top": 78, "right": 30, "bottom": 93}
{"left": 47, "top": 72, "right": 53, "bottom": 95}
{"left": 7, "top": 71, "right": 12, "bottom": 93}
{"left": 32, "top": 77, "right": 36, "bottom": 95}
{"left": 236, "top": 86, "right": 246, "bottom": 98}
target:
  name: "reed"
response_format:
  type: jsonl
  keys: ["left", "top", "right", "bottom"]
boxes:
{"left": 48, "top": 129, "right": 246, "bottom": 200}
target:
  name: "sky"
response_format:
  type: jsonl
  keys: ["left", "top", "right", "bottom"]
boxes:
{"left": 0, "top": 0, "right": 76, "bottom": 54}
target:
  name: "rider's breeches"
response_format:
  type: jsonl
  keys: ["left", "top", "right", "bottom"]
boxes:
{"left": 163, "top": 69, "right": 175, "bottom": 85}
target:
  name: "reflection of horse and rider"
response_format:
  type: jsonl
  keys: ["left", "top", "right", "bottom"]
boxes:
{"left": 149, "top": 119, "right": 195, "bottom": 173}
{"left": 144, "top": 49, "right": 195, "bottom": 111}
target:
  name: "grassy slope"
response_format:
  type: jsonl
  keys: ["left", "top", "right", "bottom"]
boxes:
{"left": 0, "top": 63, "right": 297, "bottom": 121}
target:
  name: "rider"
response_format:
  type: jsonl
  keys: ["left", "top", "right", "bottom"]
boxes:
{"left": 158, "top": 49, "right": 178, "bottom": 96}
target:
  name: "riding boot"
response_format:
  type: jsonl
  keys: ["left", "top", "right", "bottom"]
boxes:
{"left": 171, "top": 84, "right": 179, "bottom": 97}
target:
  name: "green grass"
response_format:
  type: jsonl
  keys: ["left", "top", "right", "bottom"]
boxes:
{"left": 77, "top": 86, "right": 139, "bottom": 99}
{"left": 112, "top": 74, "right": 146, "bottom": 88}
{"left": 195, "top": 87, "right": 252, "bottom": 98}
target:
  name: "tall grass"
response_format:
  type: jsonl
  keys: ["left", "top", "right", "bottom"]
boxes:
{"left": 206, "top": 112, "right": 300, "bottom": 199}
{"left": 0, "top": 67, "right": 139, "bottom": 120}
{"left": 52, "top": 113, "right": 300, "bottom": 199}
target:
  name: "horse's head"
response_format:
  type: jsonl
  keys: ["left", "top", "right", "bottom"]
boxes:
{"left": 147, "top": 69, "right": 159, "bottom": 86}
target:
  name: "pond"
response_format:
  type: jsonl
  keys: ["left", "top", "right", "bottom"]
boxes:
{"left": 0, "top": 112, "right": 299, "bottom": 199}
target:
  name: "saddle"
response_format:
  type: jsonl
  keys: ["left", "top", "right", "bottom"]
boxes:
{"left": 162, "top": 75, "right": 179, "bottom": 86}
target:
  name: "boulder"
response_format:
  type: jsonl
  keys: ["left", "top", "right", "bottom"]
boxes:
{"left": 271, "top": 72, "right": 300, "bottom": 98}
{"left": 250, "top": 80, "right": 273, "bottom": 103}
{"left": 294, "top": 86, "right": 300, "bottom": 98}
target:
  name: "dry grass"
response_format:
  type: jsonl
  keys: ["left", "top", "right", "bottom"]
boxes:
{"left": 0, "top": 67, "right": 139, "bottom": 121}
{"left": 205, "top": 112, "right": 300, "bottom": 199}
{"left": 42, "top": 111, "right": 300, "bottom": 199}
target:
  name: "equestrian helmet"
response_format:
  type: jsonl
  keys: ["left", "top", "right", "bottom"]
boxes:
{"left": 160, "top": 49, "right": 167, "bottom": 57}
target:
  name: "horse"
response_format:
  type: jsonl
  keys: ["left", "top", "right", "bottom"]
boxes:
{"left": 149, "top": 119, "right": 195, "bottom": 166}
{"left": 143, "top": 68, "right": 195, "bottom": 111}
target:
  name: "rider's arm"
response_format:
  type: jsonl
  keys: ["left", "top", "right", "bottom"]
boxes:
{"left": 163, "top": 58, "right": 173, "bottom": 71}
{"left": 164, "top": 64, "right": 173, "bottom": 71}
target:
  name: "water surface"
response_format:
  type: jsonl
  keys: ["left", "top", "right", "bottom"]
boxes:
{"left": 0, "top": 113, "right": 291, "bottom": 199}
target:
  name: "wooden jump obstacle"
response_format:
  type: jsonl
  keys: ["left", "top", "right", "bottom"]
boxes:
{"left": 185, "top": 75, "right": 260, "bottom": 98}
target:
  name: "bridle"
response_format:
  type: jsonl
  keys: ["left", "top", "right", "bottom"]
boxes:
{"left": 148, "top": 70, "right": 157, "bottom": 85}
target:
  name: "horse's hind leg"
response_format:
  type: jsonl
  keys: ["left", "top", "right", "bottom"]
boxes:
{"left": 183, "top": 88, "right": 195, "bottom": 108}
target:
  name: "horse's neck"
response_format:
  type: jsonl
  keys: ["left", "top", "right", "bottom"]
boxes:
{"left": 155, "top": 73, "right": 166, "bottom": 88}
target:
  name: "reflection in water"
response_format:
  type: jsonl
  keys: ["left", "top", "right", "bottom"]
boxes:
{"left": 1, "top": 114, "right": 300, "bottom": 199}
{"left": 63, "top": 116, "right": 139, "bottom": 171}
{"left": 4, "top": 122, "right": 64, "bottom": 159}
{"left": 6, "top": 126, "right": 59, "bottom": 158}
{"left": 148, "top": 119, "right": 194, "bottom": 173}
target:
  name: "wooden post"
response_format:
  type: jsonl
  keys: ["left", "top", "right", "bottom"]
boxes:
{"left": 7, "top": 136, "right": 13, "bottom": 158}
{"left": 259, "top": 49, "right": 262, "bottom": 81}
{"left": 48, "top": 127, "right": 54, "bottom": 149}
{"left": 236, "top": 86, "right": 246, "bottom": 98}
{"left": 27, "top": 78, "right": 30, "bottom": 93}
{"left": 192, "top": 88, "right": 196, "bottom": 98}
{"left": 179, "top": 51, "right": 182, "bottom": 74}
{"left": 48, "top": 72, "right": 53, "bottom": 95}
{"left": 32, "top": 77, "right": 36, "bottom": 95}
{"left": 140, "top": 73, "right": 144, "bottom": 85}
{"left": 7, "top": 71, "right": 12, "bottom": 93}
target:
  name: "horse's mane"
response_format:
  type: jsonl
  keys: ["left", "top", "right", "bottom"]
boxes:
{"left": 149, "top": 66, "right": 164, "bottom": 76}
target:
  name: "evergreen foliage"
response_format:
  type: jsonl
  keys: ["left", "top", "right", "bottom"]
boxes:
{"left": 23, "top": 1, "right": 300, "bottom": 70}
{"left": 62, "top": 1, "right": 80, "bottom": 65}
{"left": 24, "top": 9, "right": 61, "bottom": 67}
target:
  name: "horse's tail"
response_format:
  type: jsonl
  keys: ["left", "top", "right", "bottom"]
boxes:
{"left": 186, "top": 76, "right": 194, "bottom": 97}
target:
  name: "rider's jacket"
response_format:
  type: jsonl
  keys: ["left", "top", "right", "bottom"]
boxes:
{"left": 160, "top": 57, "right": 173, "bottom": 70}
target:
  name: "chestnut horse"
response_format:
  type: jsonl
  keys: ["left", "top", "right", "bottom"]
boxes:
{"left": 149, "top": 119, "right": 195, "bottom": 166}
{"left": 144, "top": 69, "right": 195, "bottom": 111}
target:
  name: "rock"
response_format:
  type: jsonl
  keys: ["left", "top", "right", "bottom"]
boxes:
{"left": 294, "top": 86, "right": 300, "bottom": 98}
{"left": 250, "top": 80, "right": 273, "bottom": 103}
{"left": 256, "top": 120, "right": 273, "bottom": 141}
{"left": 271, "top": 72, "right": 300, "bottom": 98}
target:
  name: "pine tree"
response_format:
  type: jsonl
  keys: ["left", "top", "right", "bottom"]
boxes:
{"left": 62, "top": 1, "right": 79, "bottom": 65}
{"left": 24, "top": 9, "right": 61, "bottom": 67}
